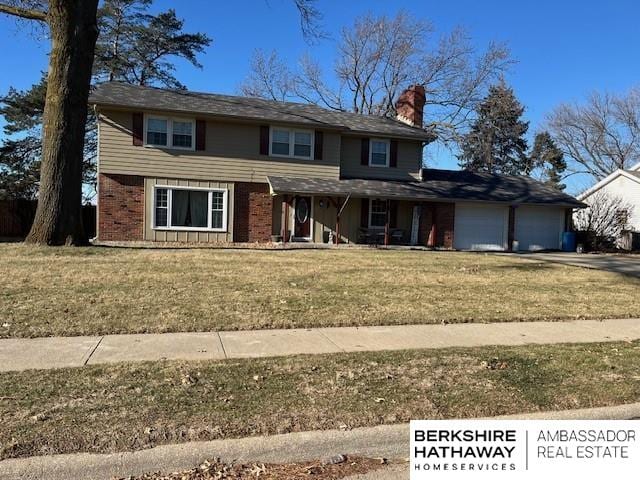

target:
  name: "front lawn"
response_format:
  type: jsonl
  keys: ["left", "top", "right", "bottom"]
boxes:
{"left": 1, "top": 244, "right": 639, "bottom": 338}
{"left": 1, "top": 341, "right": 639, "bottom": 459}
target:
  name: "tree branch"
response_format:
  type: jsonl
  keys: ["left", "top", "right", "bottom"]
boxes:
{"left": 0, "top": 3, "right": 47, "bottom": 22}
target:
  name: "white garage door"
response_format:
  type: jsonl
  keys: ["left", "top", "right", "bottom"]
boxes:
{"left": 454, "top": 203, "right": 508, "bottom": 251}
{"left": 515, "top": 206, "right": 564, "bottom": 251}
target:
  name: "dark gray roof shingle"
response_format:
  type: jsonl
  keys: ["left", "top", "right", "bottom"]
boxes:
{"left": 267, "top": 169, "right": 585, "bottom": 207}
{"left": 89, "top": 82, "right": 435, "bottom": 141}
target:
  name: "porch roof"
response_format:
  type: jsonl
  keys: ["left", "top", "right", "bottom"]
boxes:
{"left": 267, "top": 170, "right": 586, "bottom": 207}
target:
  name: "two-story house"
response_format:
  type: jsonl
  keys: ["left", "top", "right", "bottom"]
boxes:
{"left": 90, "top": 83, "right": 584, "bottom": 251}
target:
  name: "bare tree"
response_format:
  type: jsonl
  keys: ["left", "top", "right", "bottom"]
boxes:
{"left": 240, "top": 50, "right": 296, "bottom": 101}
{"left": 0, "top": 0, "right": 99, "bottom": 245}
{"left": 292, "top": 0, "right": 324, "bottom": 42}
{"left": 240, "top": 11, "right": 512, "bottom": 147}
{"left": 546, "top": 87, "right": 640, "bottom": 181}
{"left": 574, "top": 192, "right": 634, "bottom": 250}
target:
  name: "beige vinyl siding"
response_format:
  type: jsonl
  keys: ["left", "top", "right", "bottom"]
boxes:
{"left": 308, "top": 197, "right": 417, "bottom": 244}
{"left": 144, "top": 177, "right": 234, "bottom": 243}
{"left": 98, "top": 110, "right": 341, "bottom": 183}
{"left": 340, "top": 136, "right": 423, "bottom": 180}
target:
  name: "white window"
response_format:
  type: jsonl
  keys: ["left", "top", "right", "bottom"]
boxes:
{"left": 146, "top": 118, "right": 168, "bottom": 147}
{"left": 145, "top": 115, "right": 195, "bottom": 150}
{"left": 153, "top": 186, "right": 228, "bottom": 232}
{"left": 172, "top": 120, "right": 193, "bottom": 149}
{"left": 271, "top": 129, "right": 290, "bottom": 156}
{"left": 369, "top": 199, "right": 387, "bottom": 228}
{"left": 270, "top": 127, "right": 314, "bottom": 159}
{"left": 294, "top": 131, "right": 312, "bottom": 157}
{"left": 369, "top": 139, "right": 390, "bottom": 167}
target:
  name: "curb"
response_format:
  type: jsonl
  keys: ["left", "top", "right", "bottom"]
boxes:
{"left": 2, "top": 402, "right": 640, "bottom": 480}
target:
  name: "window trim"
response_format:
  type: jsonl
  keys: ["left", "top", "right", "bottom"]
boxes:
{"left": 369, "top": 138, "right": 390, "bottom": 167}
{"left": 144, "top": 115, "right": 196, "bottom": 151}
{"left": 152, "top": 185, "right": 228, "bottom": 232}
{"left": 269, "top": 126, "right": 315, "bottom": 160}
{"left": 368, "top": 198, "right": 388, "bottom": 229}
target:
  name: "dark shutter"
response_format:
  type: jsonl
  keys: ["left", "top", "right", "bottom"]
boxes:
{"left": 195, "top": 120, "right": 206, "bottom": 151}
{"left": 360, "top": 138, "right": 369, "bottom": 166}
{"left": 360, "top": 198, "right": 369, "bottom": 228}
{"left": 314, "top": 130, "right": 323, "bottom": 160}
{"left": 132, "top": 112, "right": 143, "bottom": 146}
{"left": 389, "top": 200, "right": 398, "bottom": 228}
{"left": 259, "top": 125, "right": 270, "bottom": 155}
{"left": 390, "top": 139, "right": 398, "bottom": 167}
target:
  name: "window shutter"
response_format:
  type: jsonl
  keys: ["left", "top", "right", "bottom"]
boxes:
{"left": 196, "top": 120, "right": 206, "bottom": 151}
{"left": 259, "top": 125, "right": 270, "bottom": 155}
{"left": 132, "top": 112, "right": 143, "bottom": 146}
{"left": 390, "top": 139, "right": 398, "bottom": 167}
{"left": 389, "top": 200, "right": 398, "bottom": 228}
{"left": 360, "top": 138, "right": 369, "bottom": 166}
{"left": 360, "top": 198, "right": 369, "bottom": 228}
{"left": 314, "top": 130, "right": 323, "bottom": 160}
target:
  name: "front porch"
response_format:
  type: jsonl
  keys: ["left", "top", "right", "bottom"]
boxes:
{"left": 267, "top": 176, "right": 455, "bottom": 247}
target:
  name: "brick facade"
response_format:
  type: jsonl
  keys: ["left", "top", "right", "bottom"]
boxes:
{"left": 98, "top": 173, "right": 144, "bottom": 241}
{"left": 418, "top": 202, "right": 455, "bottom": 249}
{"left": 233, "top": 182, "right": 273, "bottom": 242}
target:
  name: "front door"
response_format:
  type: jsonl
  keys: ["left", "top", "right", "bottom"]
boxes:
{"left": 293, "top": 196, "right": 312, "bottom": 239}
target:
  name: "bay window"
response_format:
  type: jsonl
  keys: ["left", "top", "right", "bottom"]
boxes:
{"left": 145, "top": 115, "right": 195, "bottom": 150}
{"left": 153, "top": 186, "right": 227, "bottom": 231}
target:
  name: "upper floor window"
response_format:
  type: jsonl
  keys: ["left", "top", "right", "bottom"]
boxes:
{"left": 369, "top": 139, "right": 390, "bottom": 167}
{"left": 145, "top": 115, "right": 195, "bottom": 150}
{"left": 270, "top": 127, "right": 314, "bottom": 159}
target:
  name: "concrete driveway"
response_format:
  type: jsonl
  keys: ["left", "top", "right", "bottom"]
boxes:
{"left": 515, "top": 252, "right": 640, "bottom": 278}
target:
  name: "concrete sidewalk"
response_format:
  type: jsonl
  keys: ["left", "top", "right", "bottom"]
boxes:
{"left": 2, "top": 318, "right": 640, "bottom": 372}
{"left": 2, "top": 402, "right": 639, "bottom": 480}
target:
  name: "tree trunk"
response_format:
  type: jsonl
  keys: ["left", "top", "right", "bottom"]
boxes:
{"left": 25, "top": 0, "right": 99, "bottom": 245}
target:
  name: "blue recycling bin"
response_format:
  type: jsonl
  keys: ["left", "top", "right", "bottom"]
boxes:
{"left": 562, "top": 231, "right": 576, "bottom": 252}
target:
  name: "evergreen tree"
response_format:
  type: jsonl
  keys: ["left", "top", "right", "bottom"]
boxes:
{"left": 0, "top": 0, "right": 211, "bottom": 202}
{"left": 527, "top": 131, "right": 567, "bottom": 191}
{"left": 458, "top": 82, "right": 529, "bottom": 175}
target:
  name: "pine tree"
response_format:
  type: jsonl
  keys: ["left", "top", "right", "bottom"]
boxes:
{"left": 528, "top": 131, "right": 567, "bottom": 191}
{"left": 458, "top": 81, "right": 529, "bottom": 175}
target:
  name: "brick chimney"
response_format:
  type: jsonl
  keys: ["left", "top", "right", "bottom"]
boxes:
{"left": 395, "top": 85, "right": 426, "bottom": 127}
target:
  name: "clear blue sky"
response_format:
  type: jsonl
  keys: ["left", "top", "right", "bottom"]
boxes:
{"left": 1, "top": 0, "right": 638, "bottom": 193}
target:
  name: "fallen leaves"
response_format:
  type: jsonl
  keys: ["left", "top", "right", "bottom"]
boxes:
{"left": 118, "top": 455, "right": 389, "bottom": 479}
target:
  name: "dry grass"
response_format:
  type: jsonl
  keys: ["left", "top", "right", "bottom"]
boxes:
{"left": 1, "top": 341, "right": 639, "bottom": 459}
{"left": 0, "top": 243, "right": 639, "bottom": 338}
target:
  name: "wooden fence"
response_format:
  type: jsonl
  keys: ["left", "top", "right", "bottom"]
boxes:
{"left": 0, "top": 200, "right": 96, "bottom": 240}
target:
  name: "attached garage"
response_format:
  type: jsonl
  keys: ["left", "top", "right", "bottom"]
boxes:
{"left": 453, "top": 203, "right": 509, "bottom": 251}
{"left": 514, "top": 205, "right": 564, "bottom": 251}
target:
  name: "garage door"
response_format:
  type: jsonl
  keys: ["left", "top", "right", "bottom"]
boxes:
{"left": 515, "top": 206, "right": 564, "bottom": 251}
{"left": 454, "top": 203, "right": 508, "bottom": 251}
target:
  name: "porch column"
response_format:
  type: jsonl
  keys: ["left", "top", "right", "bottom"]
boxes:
{"left": 507, "top": 205, "right": 516, "bottom": 252}
{"left": 427, "top": 204, "right": 437, "bottom": 247}
{"left": 282, "top": 195, "right": 289, "bottom": 245}
{"left": 335, "top": 199, "right": 341, "bottom": 245}
{"left": 384, "top": 199, "right": 390, "bottom": 246}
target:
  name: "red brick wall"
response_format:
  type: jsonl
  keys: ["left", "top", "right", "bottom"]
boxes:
{"left": 418, "top": 202, "right": 455, "bottom": 248}
{"left": 233, "top": 182, "right": 273, "bottom": 242}
{"left": 98, "top": 173, "right": 144, "bottom": 241}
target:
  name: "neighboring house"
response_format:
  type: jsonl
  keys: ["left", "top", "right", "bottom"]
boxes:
{"left": 89, "top": 83, "right": 583, "bottom": 251}
{"left": 577, "top": 162, "right": 640, "bottom": 232}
